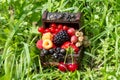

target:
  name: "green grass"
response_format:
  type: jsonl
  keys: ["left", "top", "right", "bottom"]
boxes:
{"left": 0, "top": 0, "right": 120, "bottom": 80}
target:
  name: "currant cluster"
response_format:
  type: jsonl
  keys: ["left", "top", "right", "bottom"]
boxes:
{"left": 40, "top": 47, "right": 66, "bottom": 62}
{"left": 36, "top": 23, "right": 85, "bottom": 72}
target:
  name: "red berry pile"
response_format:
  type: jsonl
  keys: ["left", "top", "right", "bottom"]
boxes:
{"left": 36, "top": 23, "right": 84, "bottom": 72}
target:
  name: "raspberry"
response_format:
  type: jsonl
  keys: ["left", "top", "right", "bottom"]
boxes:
{"left": 53, "top": 30, "right": 70, "bottom": 46}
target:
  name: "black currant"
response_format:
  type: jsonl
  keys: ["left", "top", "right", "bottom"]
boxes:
{"left": 58, "top": 54, "right": 64, "bottom": 62}
{"left": 52, "top": 53, "right": 58, "bottom": 59}
{"left": 56, "top": 47, "right": 61, "bottom": 51}
{"left": 60, "top": 48, "right": 66, "bottom": 55}
{"left": 49, "top": 48, "right": 54, "bottom": 54}
{"left": 40, "top": 52, "right": 45, "bottom": 57}
{"left": 42, "top": 49, "right": 49, "bottom": 55}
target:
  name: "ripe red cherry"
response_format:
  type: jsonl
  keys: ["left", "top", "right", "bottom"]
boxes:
{"left": 58, "top": 62, "right": 67, "bottom": 72}
{"left": 44, "top": 28, "right": 51, "bottom": 33}
{"left": 50, "top": 23, "right": 57, "bottom": 28}
{"left": 67, "top": 28, "right": 75, "bottom": 36}
{"left": 67, "top": 63, "right": 78, "bottom": 72}
{"left": 63, "top": 25, "right": 69, "bottom": 31}
{"left": 38, "top": 27, "right": 45, "bottom": 33}
{"left": 58, "top": 24, "right": 63, "bottom": 30}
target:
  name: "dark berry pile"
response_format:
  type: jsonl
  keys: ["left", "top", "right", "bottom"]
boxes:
{"left": 40, "top": 47, "right": 66, "bottom": 62}
{"left": 53, "top": 30, "right": 70, "bottom": 46}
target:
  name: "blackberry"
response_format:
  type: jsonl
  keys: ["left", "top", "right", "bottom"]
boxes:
{"left": 53, "top": 30, "right": 70, "bottom": 46}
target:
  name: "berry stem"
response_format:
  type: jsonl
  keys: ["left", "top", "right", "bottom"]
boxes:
{"left": 64, "top": 49, "right": 68, "bottom": 64}
{"left": 70, "top": 47, "right": 74, "bottom": 64}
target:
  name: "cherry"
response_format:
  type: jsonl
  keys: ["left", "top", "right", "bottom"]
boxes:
{"left": 63, "top": 25, "right": 69, "bottom": 31}
{"left": 50, "top": 23, "right": 57, "bottom": 28}
{"left": 58, "top": 62, "right": 67, "bottom": 72}
{"left": 38, "top": 27, "right": 45, "bottom": 33}
{"left": 67, "top": 63, "right": 78, "bottom": 72}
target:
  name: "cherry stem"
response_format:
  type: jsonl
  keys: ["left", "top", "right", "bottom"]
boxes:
{"left": 64, "top": 47, "right": 74, "bottom": 64}
{"left": 70, "top": 47, "right": 74, "bottom": 64}
{"left": 64, "top": 48, "right": 68, "bottom": 64}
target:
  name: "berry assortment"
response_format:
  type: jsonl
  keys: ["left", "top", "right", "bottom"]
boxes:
{"left": 36, "top": 23, "right": 85, "bottom": 72}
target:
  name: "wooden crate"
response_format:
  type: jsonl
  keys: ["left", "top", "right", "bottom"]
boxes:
{"left": 39, "top": 11, "right": 84, "bottom": 69}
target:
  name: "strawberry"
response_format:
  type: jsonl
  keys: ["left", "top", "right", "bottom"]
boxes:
{"left": 61, "top": 41, "right": 71, "bottom": 49}
{"left": 70, "top": 44, "right": 79, "bottom": 53}
{"left": 61, "top": 42, "right": 79, "bottom": 53}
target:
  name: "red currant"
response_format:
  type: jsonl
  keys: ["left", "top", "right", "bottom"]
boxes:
{"left": 55, "top": 29, "right": 59, "bottom": 33}
{"left": 58, "top": 24, "right": 63, "bottom": 30}
{"left": 63, "top": 25, "right": 69, "bottom": 31}
{"left": 50, "top": 27, "right": 56, "bottom": 33}
{"left": 44, "top": 28, "right": 51, "bottom": 33}
{"left": 50, "top": 23, "right": 57, "bottom": 28}
{"left": 38, "top": 27, "right": 45, "bottom": 33}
